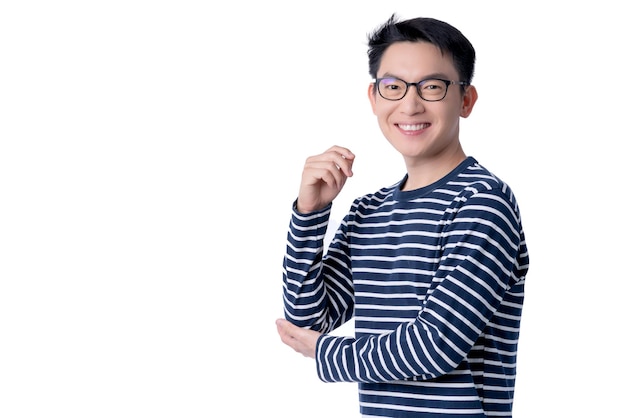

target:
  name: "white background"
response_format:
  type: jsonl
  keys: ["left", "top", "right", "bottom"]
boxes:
{"left": 1, "top": 1, "right": 624, "bottom": 417}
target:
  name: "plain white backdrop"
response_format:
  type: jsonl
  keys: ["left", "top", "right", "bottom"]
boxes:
{"left": 1, "top": 1, "right": 624, "bottom": 417}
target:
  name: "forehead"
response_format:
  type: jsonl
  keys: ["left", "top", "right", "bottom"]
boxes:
{"left": 377, "top": 41, "right": 458, "bottom": 79}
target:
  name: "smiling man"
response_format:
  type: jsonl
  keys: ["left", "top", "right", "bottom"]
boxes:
{"left": 277, "top": 15, "right": 530, "bottom": 417}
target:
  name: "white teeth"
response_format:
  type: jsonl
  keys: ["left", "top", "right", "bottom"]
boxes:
{"left": 398, "top": 123, "right": 427, "bottom": 131}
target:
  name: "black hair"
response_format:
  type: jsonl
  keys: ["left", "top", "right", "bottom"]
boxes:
{"left": 367, "top": 15, "right": 475, "bottom": 84}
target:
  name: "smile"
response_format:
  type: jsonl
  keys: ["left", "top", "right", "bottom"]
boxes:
{"left": 397, "top": 123, "right": 429, "bottom": 131}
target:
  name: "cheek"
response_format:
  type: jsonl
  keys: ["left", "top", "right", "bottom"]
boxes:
{"left": 367, "top": 86, "right": 377, "bottom": 114}
{"left": 371, "top": 100, "right": 395, "bottom": 119}
{"left": 441, "top": 103, "right": 463, "bottom": 122}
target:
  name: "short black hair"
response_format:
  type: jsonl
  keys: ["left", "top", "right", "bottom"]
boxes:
{"left": 367, "top": 15, "right": 476, "bottom": 84}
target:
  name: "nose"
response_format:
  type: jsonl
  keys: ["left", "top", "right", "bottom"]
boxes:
{"left": 399, "top": 85, "right": 425, "bottom": 113}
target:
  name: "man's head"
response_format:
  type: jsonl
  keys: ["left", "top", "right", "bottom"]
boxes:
{"left": 365, "top": 15, "right": 478, "bottom": 175}
{"left": 367, "top": 15, "right": 475, "bottom": 86}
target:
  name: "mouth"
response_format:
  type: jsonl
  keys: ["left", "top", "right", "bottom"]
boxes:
{"left": 397, "top": 123, "right": 430, "bottom": 132}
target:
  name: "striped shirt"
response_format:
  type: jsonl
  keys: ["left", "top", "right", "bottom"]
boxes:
{"left": 282, "top": 157, "right": 530, "bottom": 417}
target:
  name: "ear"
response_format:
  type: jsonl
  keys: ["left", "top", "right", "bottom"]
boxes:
{"left": 368, "top": 82, "right": 377, "bottom": 114}
{"left": 460, "top": 85, "right": 478, "bottom": 118}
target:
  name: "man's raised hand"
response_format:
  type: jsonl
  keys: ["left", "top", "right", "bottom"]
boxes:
{"left": 296, "top": 145, "right": 355, "bottom": 214}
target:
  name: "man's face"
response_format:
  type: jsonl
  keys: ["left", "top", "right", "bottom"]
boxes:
{"left": 368, "top": 41, "right": 476, "bottom": 163}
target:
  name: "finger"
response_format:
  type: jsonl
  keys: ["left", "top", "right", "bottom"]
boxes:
{"left": 323, "top": 148, "right": 354, "bottom": 177}
{"left": 276, "top": 319, "right": 318, "bottom": 358}
{"left": 276, "top": 318, "right": 295, "bottom": 340}
{"left": 304, "top": 161, "right": 347, "bottom": 189}
{"left": 309, "top": 147, "right": 355, "bottom": 167}
{"left": 307, "top": 153, "right": 353, "bottom": 180}
{"left": 319, "top": 163, "right": 349, "bottom": 188}
{"left": 276, "top": 319, "right": 301, "bottom": 351}
{"left": 333, "top": 154, "right": 354, "bottom": 177}
{"left": 325, "top": 145, "right": 355, "bottom": 161}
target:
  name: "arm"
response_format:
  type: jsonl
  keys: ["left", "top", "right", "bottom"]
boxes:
{"left": 314, "top": 188, "right": 529, "bottom": 383}
{"left": 280, "top": 146, "right": 356, "bottom": 333}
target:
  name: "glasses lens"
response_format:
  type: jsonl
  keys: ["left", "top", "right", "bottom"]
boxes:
{"left": 378, "top": 78, "right": 406, "bottom": 100}
{"left": 419, "top": 79, "right": 448, "bottom": 101}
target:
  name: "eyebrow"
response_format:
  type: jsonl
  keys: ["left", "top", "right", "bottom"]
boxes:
{"left": 378, "top": 72, "right": 452, "bottom": 81}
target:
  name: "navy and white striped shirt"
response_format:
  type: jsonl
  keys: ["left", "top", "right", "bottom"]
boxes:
{"left": 282, "top": 157, "right": 529, "bottom": 417}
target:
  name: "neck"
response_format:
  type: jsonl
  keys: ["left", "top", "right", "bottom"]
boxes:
{"left": 402, "top": 149, "right": 466, "bottom": 191}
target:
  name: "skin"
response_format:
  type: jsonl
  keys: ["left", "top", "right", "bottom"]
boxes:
{"left": 368, "top": 41, "right": 478, "bottom": 190}
{"left": 276, "top": 40, "right": 479, "bottom": 359}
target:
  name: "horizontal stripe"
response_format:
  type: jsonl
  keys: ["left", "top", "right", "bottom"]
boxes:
{"left": 283, "top": 157, "right": 529, "bottom": 417}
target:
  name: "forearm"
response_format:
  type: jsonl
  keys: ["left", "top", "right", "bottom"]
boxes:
{"left": 314, "top": 191, "right": 526, "bottom": 384}
{"left": 282, "top": 203, "right": 350, "bottom": 332}
{"left": 316, "top": 321, "right": 455, "bottom": 384}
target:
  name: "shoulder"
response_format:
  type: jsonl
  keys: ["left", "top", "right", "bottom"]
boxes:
{"left": 352, "top": 179, "right": 401, "bottom": 209}
{"left": 459, "top": 160, "right": 518, "bottom": 204}
{"left": 448, "top": 160, "right": 525, "bottom": 229}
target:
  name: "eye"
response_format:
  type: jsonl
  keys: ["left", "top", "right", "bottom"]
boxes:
{"left": 421, "top": 79, "right": 445, "bottom": 91}
{"left": 377, "top": 78, "right": 408, "bottom": 100}
{"left": 380, "top": 78, "right": 403, "bottom": 90}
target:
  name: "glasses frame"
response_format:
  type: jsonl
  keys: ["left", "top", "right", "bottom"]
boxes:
{"left": 374, "top": 77, "right": 468, "bottom": 102}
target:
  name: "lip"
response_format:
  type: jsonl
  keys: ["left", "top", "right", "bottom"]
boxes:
{"left": 396, "top": 122, "right": 430, "bottom": 134}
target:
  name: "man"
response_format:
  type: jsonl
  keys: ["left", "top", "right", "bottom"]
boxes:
{"left": 277, "top": 15, "right": 529, "bottom": 417}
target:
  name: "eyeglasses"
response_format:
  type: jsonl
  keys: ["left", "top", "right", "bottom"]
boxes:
{"left": 374, "top": 77, "right": 468, "bottom": 102}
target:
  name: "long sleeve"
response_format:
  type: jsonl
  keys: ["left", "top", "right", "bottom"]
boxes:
{"left": 314, "top": 185, "right": 528, "bottom": 383}
{"left": 280, "top": 157, "right": 530, "bottom": 417}
{"left": 282, "top": 202, "right": 355, "bottom": 333}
